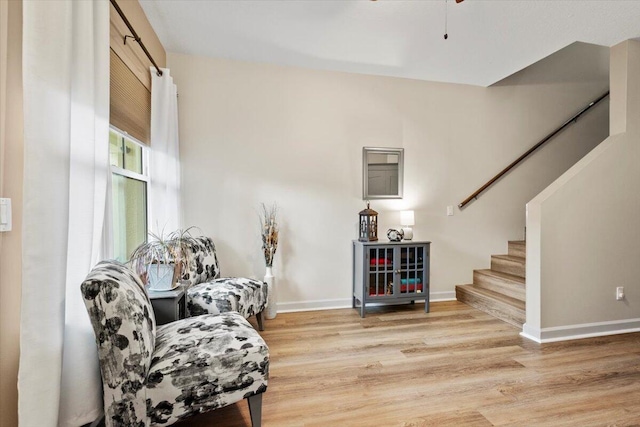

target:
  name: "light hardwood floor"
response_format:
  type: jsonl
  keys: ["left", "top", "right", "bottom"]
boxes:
{"left": 176, "top": 301, "right": 640, "bottom": 426}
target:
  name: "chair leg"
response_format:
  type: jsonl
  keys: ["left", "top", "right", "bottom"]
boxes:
{"left": 256, "top": 310, "right": 265, "bottom": 331}
{"left": 247, "top": 393, "right": 263, "bottom": 427}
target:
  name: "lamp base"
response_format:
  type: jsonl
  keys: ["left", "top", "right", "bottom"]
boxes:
{"left": 402, "top": 227, "right": 413, "bottom": 240}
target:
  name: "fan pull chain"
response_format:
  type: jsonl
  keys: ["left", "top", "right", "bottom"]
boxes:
{"left": 444, "top": 0, "right": 449, "bottom": 40}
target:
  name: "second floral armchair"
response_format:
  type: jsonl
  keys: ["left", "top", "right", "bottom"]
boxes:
{"left": 180, "top": 236, "right": 269, "bottom": 331}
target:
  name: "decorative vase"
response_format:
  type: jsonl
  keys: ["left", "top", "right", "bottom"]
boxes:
{"left": 264, "top": 266, "right": 277, "bottom": 319}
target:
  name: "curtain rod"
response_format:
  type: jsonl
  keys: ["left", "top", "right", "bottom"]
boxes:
{"left": 110, "top": 0, "right": 163, "bottom": 77}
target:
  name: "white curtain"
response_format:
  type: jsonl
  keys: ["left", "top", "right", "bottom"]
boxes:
{"left": 149, "top": 68, "right": 182, "bottom": 234}
{"left": 19, "top": 1, "right": 109, "bottom": 426}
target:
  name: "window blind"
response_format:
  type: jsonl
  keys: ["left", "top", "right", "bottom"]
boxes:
{"left": 110, "top": 48, "right": 151, "bottom": 145}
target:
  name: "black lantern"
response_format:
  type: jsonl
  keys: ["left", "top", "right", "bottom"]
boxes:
{"left": 358, "top": 202, "right": 378, "bottom": 242}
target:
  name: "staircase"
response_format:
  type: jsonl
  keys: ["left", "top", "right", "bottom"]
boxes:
{"left": 455, "top": 240, "right": 526, "bottom": 328}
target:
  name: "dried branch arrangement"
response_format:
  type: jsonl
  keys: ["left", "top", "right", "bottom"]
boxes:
{"left": 260, "top": 203, "right": 279, "bottom": 267}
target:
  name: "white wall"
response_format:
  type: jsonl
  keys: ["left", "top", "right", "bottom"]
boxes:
{"left": 170, "top": 42, "right": 609, "bottom": 311}
{"left": 524, "top": 40, "right": 640, "bottom": 342}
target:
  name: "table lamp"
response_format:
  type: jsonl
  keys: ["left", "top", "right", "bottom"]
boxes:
{"left": 400, "top": 210, "right": 415, "bottom": 240}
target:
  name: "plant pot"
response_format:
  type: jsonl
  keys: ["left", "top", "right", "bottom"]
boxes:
{"left": 147, "top": 263, "right": 179, "bottom": 291}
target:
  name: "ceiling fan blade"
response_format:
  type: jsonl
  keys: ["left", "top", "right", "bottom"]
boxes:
{"left": 456, "top": 0, "right": 464, "bottom": 3}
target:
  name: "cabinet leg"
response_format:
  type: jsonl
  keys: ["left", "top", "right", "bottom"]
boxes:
{"left": 424, "top": 298, "right": 430, "bottom": 313}
{"left": 360, "top": 303, "right": 366, "bottom": 318}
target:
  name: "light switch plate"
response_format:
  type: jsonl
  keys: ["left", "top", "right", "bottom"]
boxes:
{"left": 447, "top": 205, "right": 454, "bottom": 216}
{"left": 0, "top": 198, "right": 12, "bottom": 232}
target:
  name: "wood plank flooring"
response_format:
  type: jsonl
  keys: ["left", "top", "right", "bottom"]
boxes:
{"left": 175, "top": 301, "right": 640, "bottom": 427}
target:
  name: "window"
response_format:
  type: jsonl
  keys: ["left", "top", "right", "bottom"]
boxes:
{"left": 109, "top": 127, "right": 148, "bottom": 262}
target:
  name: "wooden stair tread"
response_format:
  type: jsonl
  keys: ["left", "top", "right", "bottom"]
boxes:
{"left": 491, "top": 254, "right": 525, "bottom": 263}
{"left": 474, "top": 268, "right": 526, "bottom": 302}
{"left": 456, "top": 238, "right": 526, "bottom": 328}
{"left": 508, "top": 240, "right": 526, "bottom": 258}
{"left": 474, "top": 269, "right": 525, "bottom": 285}
{"left": 491, "top": 254, "right": 526, "bottom": 279}
{"left": 456, "top": 284, "right": 525, "bottom": 328}
{"left": 456, "top": 285, "right": 525, "bottom": 311}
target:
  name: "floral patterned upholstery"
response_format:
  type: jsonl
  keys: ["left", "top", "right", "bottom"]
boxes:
{"left": 188, "top": 277, "right": 268, "bottom": 319}
{"left": 81, "top": 260, "right": 269, "bottom": 427}
{"left": 179, "top": 236, "right": 220, "bottom": 288}
{"left": 147, "top": 313, "right": 269, "bottom": 425}
{"left": 81, "top": 261, "right": 155, "bottom": 426}
{"left": 182, "top": 237, "right": 268, "bottom": 330}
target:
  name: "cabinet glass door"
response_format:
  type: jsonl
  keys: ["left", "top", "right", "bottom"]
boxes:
{"left": 368, "top": 247, "right": 394, "bottom": 297}
{"left": 399, "top": 246, "right": 425, "bottom": 296}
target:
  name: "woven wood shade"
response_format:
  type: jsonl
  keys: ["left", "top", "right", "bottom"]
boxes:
{"left": 110, "top": 49, "right": 151, "bottom": 145}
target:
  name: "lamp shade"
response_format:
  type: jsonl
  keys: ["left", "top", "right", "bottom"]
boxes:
{"left": 400, "top": 210, "right": 415, "bottom": 226}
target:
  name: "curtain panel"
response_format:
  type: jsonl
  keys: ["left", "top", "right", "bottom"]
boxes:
{"left": 19, "top": 1, "right": 110, "bottom": 425}
{"left": 149, "top": 68, "right": 182, "bottom": 234}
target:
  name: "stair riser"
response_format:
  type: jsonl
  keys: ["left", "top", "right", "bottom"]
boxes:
{"left": 491, "top": 256, "right": 525, "bottom": 278}
{"left": 456, "top": 286, "right": 525, "bottom": 328}
{"left": 473, "top": 271, "right": 525, "bottom": 302}
{"left": 508, "top": 242, "right": 526, "bottom": 258}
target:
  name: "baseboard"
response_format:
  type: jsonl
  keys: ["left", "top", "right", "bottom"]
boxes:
{"left": 276, "top": 291, "right": 456, "bottom": 313}
{"left": 430, "top": 291, "right": 456, "bottom": 301}
{"left": 520, "top": 323, "right": 542, "bottom": 343}
{"left": 277, "top": 299, "right": 352, "bottom": 313}
{"left": 521, "top": 318, "right": 640, "bottom": 343}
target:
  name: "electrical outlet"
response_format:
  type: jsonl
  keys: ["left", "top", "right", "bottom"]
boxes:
{"left": 616, "top": 286, "right": 625, "bottom": 301}
{"left": 447, "top": 205, "right": 454, "bottom": 216}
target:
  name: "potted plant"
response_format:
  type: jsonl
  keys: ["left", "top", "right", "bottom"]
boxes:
{"left": 129, "top": 227, "right": 199, "bottom": 291}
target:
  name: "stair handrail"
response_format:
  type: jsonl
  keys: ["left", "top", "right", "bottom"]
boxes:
{"left": 458, "top": 91, "right": 610, "bottom": 209}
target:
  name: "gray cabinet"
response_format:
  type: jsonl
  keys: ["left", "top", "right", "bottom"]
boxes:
{"left": 353, "top": 240, "right": 430, "bottom": 317}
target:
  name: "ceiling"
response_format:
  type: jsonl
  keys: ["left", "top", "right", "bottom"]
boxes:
{"left": 139, "top": 0, "right": 640, "bottom": 87}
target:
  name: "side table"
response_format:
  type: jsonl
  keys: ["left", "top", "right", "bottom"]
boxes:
{"left": 148, "top": 285, "right": 186, "bottom": 325}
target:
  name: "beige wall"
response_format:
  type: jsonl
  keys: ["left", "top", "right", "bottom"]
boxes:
{"left": 524, "top": 40, "right": 640, "bottom": 342}
{"left": 609, "top": 43, "right": 628, "bottom": 135}
{"left": 610, "top": 41, "right": 640, "bottom": 136}
{"left": 0, "top": 0, "right": 23, "bottom": 426}
{"left": 170, "top": 41, "right": 610, "bottom": 311}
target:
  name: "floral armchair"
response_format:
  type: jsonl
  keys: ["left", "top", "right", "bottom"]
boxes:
{"left": 180, "top": 236, "right": 269, "bottom": 331}
{"left": 81, "top": 260, "right": 269, "bottom": 427}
